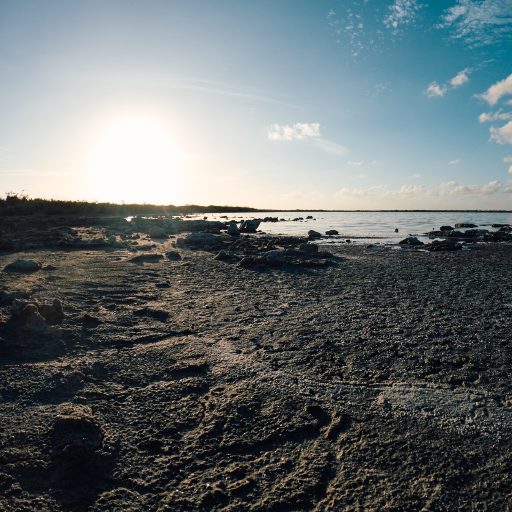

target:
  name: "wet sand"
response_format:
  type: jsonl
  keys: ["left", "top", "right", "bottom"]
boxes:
{"left": 1, "top": 229, "right": 511, "bottom": 510}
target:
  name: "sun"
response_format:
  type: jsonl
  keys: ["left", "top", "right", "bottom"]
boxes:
{"left": 84, "top": 114, "right": 183, "bottom": 204}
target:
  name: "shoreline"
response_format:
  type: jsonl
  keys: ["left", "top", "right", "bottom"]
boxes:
{"left": 0, "top": 216, "right": 511, "bottom": 510}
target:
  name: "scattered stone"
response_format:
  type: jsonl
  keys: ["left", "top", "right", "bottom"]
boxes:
{"left": 50, "top": 409, "right": 104, "bottom": 466}
{"left": 263, "top": 250, "right": 285, "bottom": 265}
{"left": 308, "top": 230, "right": 321, "bottom": 240}
{"left": 38, "top": 299, "right": 64, "bottom": 325}
{"left": 227, "top": 223, "right": 240, "bottom": 236}
{"left": 299, "top": 243, "right": 319, "bottom": 254}
{"left": 426, "top": 239, "right": 462, "bottom": 251}
{"left": 325, "top": 230, "right": 339, "bottom": 236}
{"left": 82, "top": 313, "right": 102, "bottom": 328}
{"left": 214, "top": 250, "right": 232, "bottom": 262}
{"left": 176, "top": 232, "right": 226, "bottom": 249}
{"left": 4, "top": 259, "right": 42, "bottom": 272}
{"left": 133, "top": 307, "right": 170, "bottom": 322}
{"left": 165, "top": 250, "right": 182, "bottom": 261}
{"left": 306, "top": 215, "right": 314, "bottom": 219}
{"left": 394, "top": 228, "right": 399, "bottom": 233}
{"left": 399, "top": 237, "right": 424, "bottom": 246}
{"left": 128, "top": 253, "right": 164, "bottom": 263}
{"left": 239, "top": 220, "right": 261, "bottom": 233}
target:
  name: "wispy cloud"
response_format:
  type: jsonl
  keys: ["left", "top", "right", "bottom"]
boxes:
{"left": 479, "top": 109, "right": 512, "bottom": 122}
{"left": 426, "top": 82, "right": 447, "bottom": 98}
{"left": 481, "top": 73, "right": 512, "bottom": 106}
{"left": 449, "top": 159, "right": 461, "bottom": 165}
{"left": 384, "top": 0, "right": 423, "bottom": 34}
{"left": 439, "top": 0, "right": 512, "bottom": 47}
{"left": 490, "top": 121, "right": 512, "bottom": 144}
{"left": 450, "top": 68, "right": 470, "bottom": 87}
{"left": 268, "top": 123, "right": 348, "bottom": 156}
{"left": 504, "top": 155, "right": 512, "bottom": 162}
{"left": 426, "top": 69, "right": 471, "bottom": 98}
{"left": 439, "top": 179, "right": 504, "bottom": 195}
{"left": 268, "top": 123, "right": 320, "bottom": 141}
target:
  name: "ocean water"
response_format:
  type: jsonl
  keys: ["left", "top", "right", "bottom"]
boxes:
{"left": 194, "top": 211, "right": 512, "bottom": 244}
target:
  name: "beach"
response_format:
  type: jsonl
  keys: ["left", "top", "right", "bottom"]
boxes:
{"left": 1, "top": 218, "right": 511, "bottom": 511}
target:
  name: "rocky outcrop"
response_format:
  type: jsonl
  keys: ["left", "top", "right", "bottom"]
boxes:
{"left": 325, "top": 230, "right": 339, "bottom": 236}
{"left": 308, "top": 230, "right": 321, "bottom": 240}
{"left": 399, "top": 237, "right": 424, "bottom": 246}
{"left": 239, "top": 220, "right": 261, "bottom": 233}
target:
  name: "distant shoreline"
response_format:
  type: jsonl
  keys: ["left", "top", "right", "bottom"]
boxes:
{"left": 1, "top": 195, "right": 510, "bottom": 216}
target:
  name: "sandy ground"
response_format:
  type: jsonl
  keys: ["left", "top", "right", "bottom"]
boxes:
{"left": 1, "top": 235, "right": 511, "bottom": 511}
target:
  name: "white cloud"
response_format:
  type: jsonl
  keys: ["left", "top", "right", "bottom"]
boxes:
{"left": 398, "top": 184, "right": 426, "bottom": 195}
{"left": 409, "top": 173, "right": 422, "bottom": 179}
{"left": 267, "top": 123, "right": 320, "bottom": 141}
{"left": 450, "top": 68, "right": 470, "bottom": 87}
{"left": 268, "top": 122, "right": 348, "bottom": 156}
{"left": 439, "top": 0, "right": 512, "bottom": 47}
{"left": 440, "top": 179, "right": 503, "bottom": 195}
{"left": 479, "top": 110, "right": 512, "bottom": 122}
{"left": 347, "top": 160, "right": 364, "bottom": 167}
{"left": 490, "top": 121, "right": 512, "bottom": 144}
{"left": 449, "top": 159, "right": 461, "bottom": 165}
{"left": 504, "top": 156, "right": 512, "bottom": 163}
{"left": 384, "top": 0, "right": 422, "bottom": 33}
{"left": 427, "top": 82, "right": 447, "bottom": 97}
{"left": 481, "top": 73, "right": 512, "bottom": 106}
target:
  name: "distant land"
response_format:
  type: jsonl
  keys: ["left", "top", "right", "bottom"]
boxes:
{"left": 0, "top": 194, "right": 511, "bottom": 216}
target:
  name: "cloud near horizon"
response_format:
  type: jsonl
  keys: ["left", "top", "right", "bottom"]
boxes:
{"left": 336, "top": 179, "right": 509, "bottom": 200}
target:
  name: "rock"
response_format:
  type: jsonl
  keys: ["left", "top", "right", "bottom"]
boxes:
{"left": 133, "top": 307, "right": 170, "bottom": 322}
{"left": 214, "top": 250, "right": 232, "bottom": 262}
{"left": 455, "top": 223, "right": 477, "bottom": 228}
{"left": 239, "top": 256, "right": 265, "bottom": 268}
{"left": 227, "top": 223, "right": 240, "bottom": 236}
{"left": 4, "top": 259, "right": 42, "bottom": 272}
{"left": 239, "top": 219, "right": 261, "bottom": 233}
{"left": 394, "top": 228, "right": 399, "bottom": 233}
{"left": 128, "top": 253, "right": 164, "bottom": 263}
{"left": 325, "top": 230, "right": 339, "bottom": 236}
{"left": 50, "top": 410, "right": 104, "bottom": 465}
{"left": 484, "top": 231, "right": 512, "bottom": 242}
{"left": 148, "top": 226, "right": 167, "bottom": 238}
{"left": 17, "top": 303, "right": 48, "bottom": 332}
{"left": 176, "top": 232, "right": 226, "bottom": 249}
{"left": 82, "top": 313, "right": 102, "bottom": 328}
{"left": 299, "top": 243, "right": 319, "bottom": 254}
{"left": 0, "top": 289, "right": 30, "bottom": 306}
{"left": 38, "top": 299, "right": 64, "bottom": 325}
{"left": 427, "top": 239, "right": 462, "bottom": 251}
{"left": 308, "top": 230, "right": 322, "bottom": 240}
{"left": 263, "top": 250, "right": 285, "bottom": 265}
{"left": 399, "top": 237, "right": 424, "bottom": 246}
{"left": 306, "top": 215, "right": 314, "bottom": 219}
{"left": 440, "top": 226, "right": 454, "bottom": 232}
{"left": 165, "top": 250, "right": 182, "bottom": 261}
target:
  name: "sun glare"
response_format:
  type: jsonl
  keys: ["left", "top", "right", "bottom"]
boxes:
{"left": 85, "top": 115, "right": 183, "bottom": 204}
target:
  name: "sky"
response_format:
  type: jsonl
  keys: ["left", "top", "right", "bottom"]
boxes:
{"left": 1, "top": 0, "right": 512, "bottom": 209}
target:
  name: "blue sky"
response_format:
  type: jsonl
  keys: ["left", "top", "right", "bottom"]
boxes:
{"left": 1, "top": 0, "right": 512, "bottom": 208}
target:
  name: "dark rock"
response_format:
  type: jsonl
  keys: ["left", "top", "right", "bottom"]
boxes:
{"left": 82, "top": 313, "right": 102, "bottom": 328}
{"left": 165, "top": 250, "right": 182, "bottom": 261}
{"left": 308, "top": 230, "right": 322, "bottom": 240}
{"left": 484, "top": 231, "right": 512, "bottom": 242}
{"left": 239, "top": 256, "right": 265, "bottom": 268}
{"left": 128, "top": 253, "right": 164, "bottom": 263}
{"left": 38, "top": 299, "right": 64, "bottom": 325}
{"left": 227, "top": 223, "right": 240, "bottom": 236}
{"left": 440, "top": 226, "right": 454, "bottom": 232}
{"left": 394, "top": 228, "right": 399, "bottom": 233}
{"left": 214, "top": 250, "right": 232, "bottom": 262}
{"left": 325, "top": 230, "right": 339, "bottom": 236}
{"left": 4, "top": 259, "right": 42, "bottom": 272}
{"left": 455, "top": 223, "right": 477, "bottom": 228}
{"left": 299, "top": 243, "right": 319, "bottom": 254}
{"left": 306, "top": 215, "right": 314, "bottom": 219}
{"left": 176, "top": 232, "right": 227, "bottom": 249}
{"left": 50, "top": 410, "right": 104, "bottom": 465}
{"left": 239, "top": 220, "right": 261, "bottom": 233}
{"left": 399, "top": 237, "right": 424, "bottom": 246}
{"left": 133, "top": 307, "right": 170, "bottom": 322}
{"left": 426, "top": 239, "right": 462, "bottom": 251}
{"left": 263, "top": 250, "right": 285, "bottom": 266}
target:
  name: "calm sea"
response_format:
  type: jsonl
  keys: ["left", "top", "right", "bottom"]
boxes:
{"left": 195, "top": 211, "right": 512, "bottom": 244}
